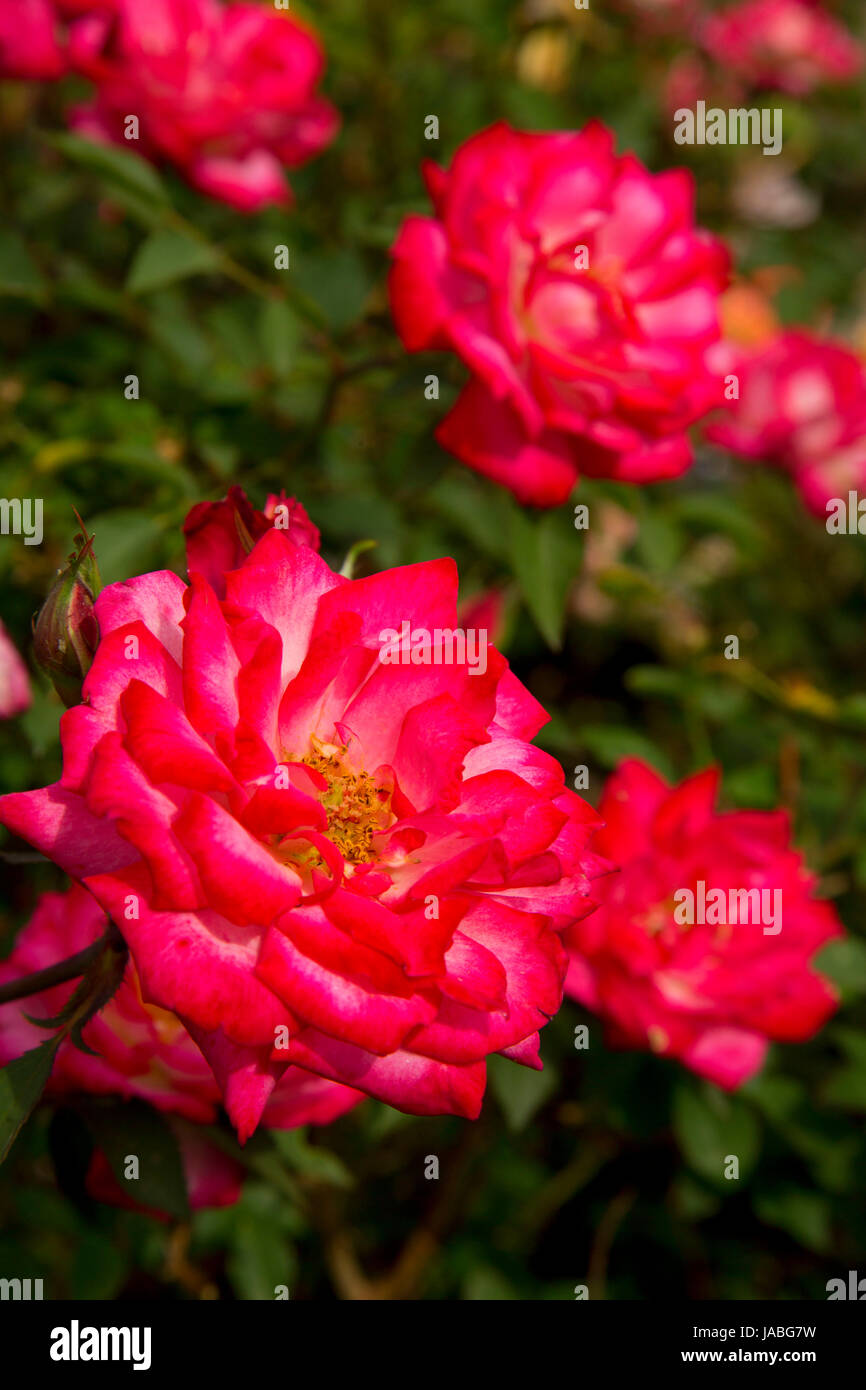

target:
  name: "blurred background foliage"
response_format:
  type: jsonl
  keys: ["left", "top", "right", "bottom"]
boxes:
{"left": 1, "top": 0, "right": 866, "bottom": 1299}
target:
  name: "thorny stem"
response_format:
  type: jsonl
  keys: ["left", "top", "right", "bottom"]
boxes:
{"left": 315, "top": 353, "right": 401, "bottom": 435}
{"left": 586, "top": 1187, "right": 637, "bottom": 1299}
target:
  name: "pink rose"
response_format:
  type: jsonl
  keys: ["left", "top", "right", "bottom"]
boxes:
{"left": 0, "top": 1, "right": 119, "bottom": 80}
{"left": 0, "top": 884, "right": 365, "bottom": 1145}
{"left": 85, "top": 1122, "right": 245, "bottom": 1214}
{"left": 0, "top": 526, "right": 606, "bottom": 1135}
{"left": 457, "top": 588, "right": 507, "bottom": 650}
{"left": 564, "top": 759, "right": 842, "bottom": 1089}
{"left": 183, "top": 488, "right": 320, "bottom": 598}
{"left": 389, "top": 121, "right": 730, "bottom": 506}
{"left": 0, "top": 0, "right": 66, "bottom": 79}
{"left": 0, "top": 620, "right": 31, "bottom": 719}
{"left": 700, "top": 0, "right": 863, "bottom": 96}
{"left": 67, "top": 0, "right": 338, "bottom": 211}
{"left": 56, "top": 1, "right": 118, "bottom": 11}
{"left": 706, "top": 328, "right": 866, "bottom": 516}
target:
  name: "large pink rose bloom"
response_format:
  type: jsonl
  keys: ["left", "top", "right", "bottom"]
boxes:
{"left": 67, "top": 0, "right": 338, "bottom": 212}
{"left": 706, "top": 329, "right": 866, "bottom": 516}
{"left": 0, "top": 528, "right": 605, "bottom": 1135}
{"left": 0, "top": 883, "right": 365, "bottom": 1136}
{"left": 389, "top": 122, "right": 730, "bottom": 506}
{"left": 564, "top": 759, "right": 842, "bottom": 1089}
{"left": 700, "top": 0, "right": 863, "bottom": 95}
{"left": 0, "top": 620, "right": 31, "bottom": 718}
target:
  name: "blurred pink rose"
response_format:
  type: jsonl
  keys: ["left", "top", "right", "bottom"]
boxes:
{"left": 68, "top": 0, "right": 338, "bottom": 211}
{"left": 707, "top": 328, "right": 866, "bottom": 515}
{"left": 700, "top": 0, "right": 863, "bottom": 95}
{"left": 616, "top": 0, "right": 700, "bottom": 36}
{"left": 0, "top": 884, "right": 365, "bottom": 1191}
{"left": 0, "top": 0, "right": 65, "bottom": 79}
{"left": 0, "top": 620, "right": 31, "bottom": 718}
{"left": 85, "top": 1121, "right": 245, "bottom": 1214}
{"left": 0, "top": 0, "right": 118, "bottom": 79}
{"left": 457, "top": 588, "right": 508, "bottom": 649}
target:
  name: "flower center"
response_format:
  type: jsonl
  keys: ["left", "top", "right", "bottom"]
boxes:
{"left": 302, "top": 735, "right": 393, "bottom": 865}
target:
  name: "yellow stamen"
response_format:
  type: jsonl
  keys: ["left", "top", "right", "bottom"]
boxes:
{"left": 299, "top": 735, "right": 393, "bottom": 865}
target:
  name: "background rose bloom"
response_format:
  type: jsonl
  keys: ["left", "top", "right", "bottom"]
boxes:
{"left": 0, "top": 532, "right": 605, "bottom": 1134}
{"left": 85, "top": 1122, "right": 245, "bottom": 1215}
{"left": 564, "top": 759, "right": 842, "bottom": 1088}
{"left": 183, "top": 488, "right": 320, "bottom": 598}
{"left": 706, "top": 328, "right": 866, "bottom": 515}
{"left": 615, "top": 0, "right": 701, "bottom": 37}
{"left": 0, "top": 620, "right": 31, "bottom": 719}
{"left": 0, "top": 0, "right": 66, "bottom": 79}
{"left": 389, "top": 121, "right": 729, "bottom": 506}
{"left": 0, "top": 883, "right": 364, "bottom": 1204}
{"left": 0, "top": 0, "right": 119, "bottom": 79}
{"left": 67, "top": 0, "right": 339, "bottom": 211}
{"left": 700, "top": 0, "right": 863, "bottom": 96}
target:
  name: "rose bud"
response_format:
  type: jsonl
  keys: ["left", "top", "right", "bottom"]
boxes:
{"left": 33, "top": 531, "right": 100, "bottom": 707}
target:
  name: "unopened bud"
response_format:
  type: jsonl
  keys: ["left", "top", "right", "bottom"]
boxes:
{"left": 33, "top": 524, "right": 100, "bottom": 707}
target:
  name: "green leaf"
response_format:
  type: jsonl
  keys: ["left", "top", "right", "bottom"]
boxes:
{"left": 577, "top": 723, "right": 672, "bottom": 776}
{"left": 820, "top": 1028, "right": 866, "bottom": 1111}
{"left": 0, "top": 1037, "right": 60, "bottom": 1164}
{"left": 488, "top": 1054, "right": 559, "bottom": 1132}
{"left": 752, "top": 1188, "right": 832, "bottom": 1254}
{"left": 270, "top": 1129, "right": 354, "bottom": 1188}
{"left": 79, "top": 1100, "right": 189, "bottom": 1220}
{"left": 673, "top": 1083, "right": 761, "bottom": 1188}
{"left": 816, "top": 938, "right": 866, "bottom": 1000}
{"left": 71, "top": 1229, "right": 129, "bottom": 1300}
{"left": 0, "top": 231, "right": 47, "bottom": 302}
{"left": 822, "top": 1065, "right": 866, "bottom": 1112}
{"left": 507, "top": 506, "right": 576, "bottom": 649}
{"left": 89, "top": 509, "right": 171, "bottom": 587}
{"left": 227, "top": 1184, "right": 297, "bottom": 1300}
{"left": 258, "top": 298, "right": 300, "bottom": 378}
{"left": 624, "top": 665, "right": 688, "bottom": 700}
{"left": 49, "top": 132, "right": 168, "bottom": 207}
{"left": 430, "top": 473, "right": 510, "bottom": 560}
{"left": 300, "top": 249, "right": 372, "bottom": 331}
{"left": 127, "top": 230, "right": 218, "bottom": 295}
{"left": 463, "top": 1265, "right": 520, "bottom": 1300}
{"left": 741, "top": 1072, "right": 803, "bottom": 1126}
